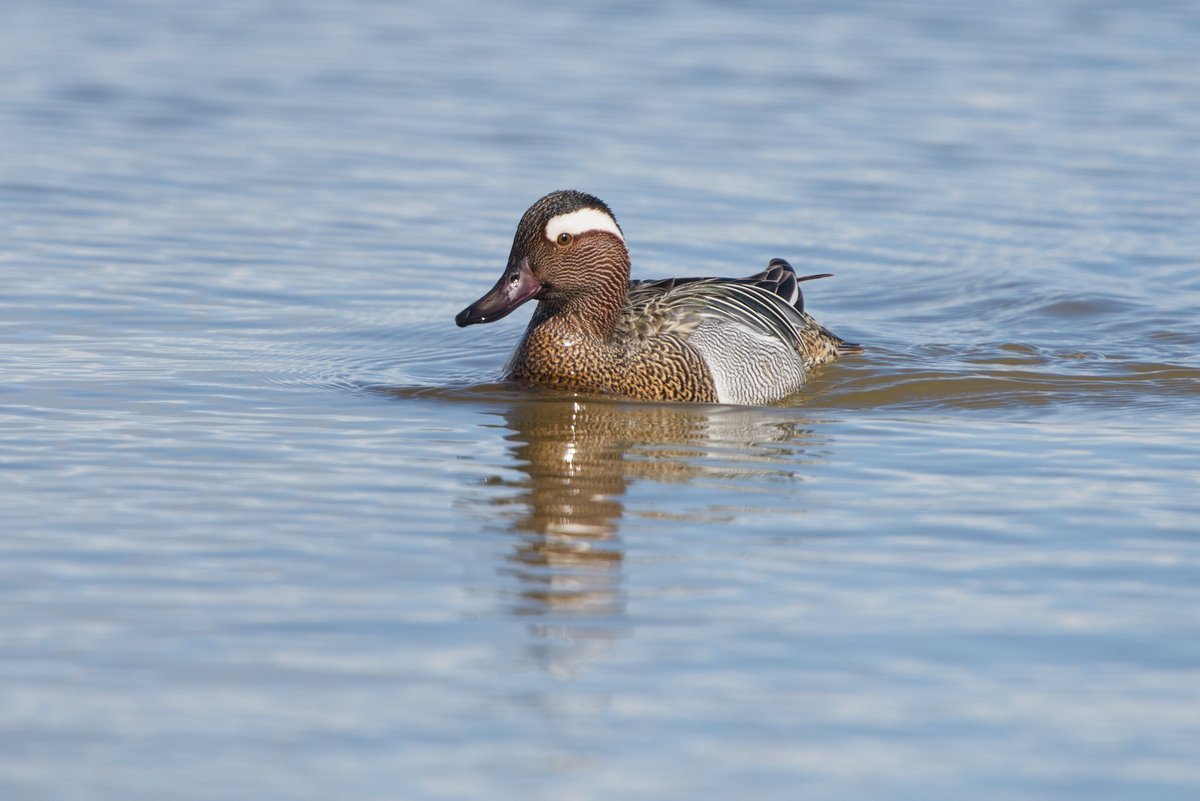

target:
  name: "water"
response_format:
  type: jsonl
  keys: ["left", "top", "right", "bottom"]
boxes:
{"left": 2, "top": 1, "right": 1199, "bottom": 799}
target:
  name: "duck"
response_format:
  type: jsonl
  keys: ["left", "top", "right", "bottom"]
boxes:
{"left": 455, "top": 190, "right": 861, "bottom": 405}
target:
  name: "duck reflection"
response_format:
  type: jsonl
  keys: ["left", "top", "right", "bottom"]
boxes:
{"left": 496, "top": 399, "right": 632, "bottom": 622}
{"left": 487, "top": 395, "right": 825, "bottom": 674}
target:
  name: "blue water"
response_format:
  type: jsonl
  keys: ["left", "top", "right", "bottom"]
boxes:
{"left": 2, "top": 1, "right": 1199, "bottom": 799}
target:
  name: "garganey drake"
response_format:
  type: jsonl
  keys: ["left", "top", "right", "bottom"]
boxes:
{"left": 455, "top": 190, "right": 861, "bottom": 404}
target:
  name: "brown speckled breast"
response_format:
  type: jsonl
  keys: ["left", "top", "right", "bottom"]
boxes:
{"left": 507, "top": 319, "right": 717, "bottom": 403}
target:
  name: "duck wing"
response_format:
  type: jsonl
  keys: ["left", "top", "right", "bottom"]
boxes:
{"left": 621, "top": 258, "right": 857, "bottom": 353}
{"left": 736, "top": 257, "right": 835, "bottom": 311}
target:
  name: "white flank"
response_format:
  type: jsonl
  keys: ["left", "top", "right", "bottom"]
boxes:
{"left": 544, "top": 208, "right": 624, "bottom": 242}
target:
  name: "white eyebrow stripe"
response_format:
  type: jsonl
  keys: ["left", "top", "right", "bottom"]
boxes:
{"left": 544, "top": 208, "right": 624, "bottom": 242}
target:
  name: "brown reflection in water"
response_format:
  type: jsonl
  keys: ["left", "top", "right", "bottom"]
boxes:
{"left": 493, "top": 397, "right": 822, "bottom": 604}
{"left": 483, "top": 396, "right": 827, "bottom": 676}
{"left": 497, "top": 399, "right": 637, "bottom": 623}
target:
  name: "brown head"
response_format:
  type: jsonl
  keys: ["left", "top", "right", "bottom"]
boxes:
{"left": 455, "top": 190, "right": 631, "bottom": 337}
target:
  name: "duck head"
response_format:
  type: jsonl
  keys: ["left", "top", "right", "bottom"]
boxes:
{"left": 455, "top": 190, "right": 630, "bottom": 330}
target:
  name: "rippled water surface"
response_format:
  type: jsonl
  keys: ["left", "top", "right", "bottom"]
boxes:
{"left": 3, "top": 1, "right": 1200, "bottom": 799}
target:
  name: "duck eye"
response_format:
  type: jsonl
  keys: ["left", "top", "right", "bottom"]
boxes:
{"left": 556, "top": 232, "right": 572, "bottom": 246}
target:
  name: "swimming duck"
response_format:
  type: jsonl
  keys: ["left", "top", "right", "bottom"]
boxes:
{"left": 455, "top": 190, "right": 861, "bottom": 404}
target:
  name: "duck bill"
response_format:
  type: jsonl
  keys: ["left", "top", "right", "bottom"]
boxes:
{"left": 455, "top": 257, "right": 544, "bottom": 327}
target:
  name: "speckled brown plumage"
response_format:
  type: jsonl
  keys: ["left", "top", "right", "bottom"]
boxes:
{"left": 456, "top": 190, "right": 861, "bottom": 405}
{"left": 508, "top": 309, "right": 717, "bottom": 402}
